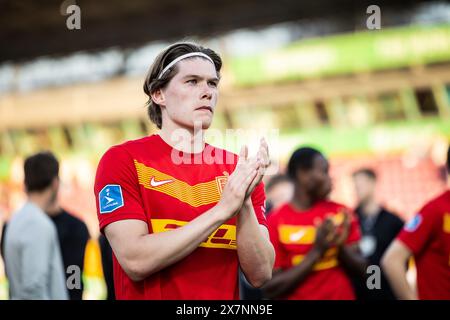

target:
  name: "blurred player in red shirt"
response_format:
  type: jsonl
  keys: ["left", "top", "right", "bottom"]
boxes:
{"left": 382, "top": 146, "right": 450, "bottom": 300}
{"left": 94, "top": 42, "right": 274, "bottom": 299}
{"left": 262, "top": 147, "right": 367, "bottom": 300}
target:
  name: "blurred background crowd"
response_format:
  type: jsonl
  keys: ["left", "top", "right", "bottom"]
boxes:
{"left": 0, "top": 0, "right": 449, "bottom": 299}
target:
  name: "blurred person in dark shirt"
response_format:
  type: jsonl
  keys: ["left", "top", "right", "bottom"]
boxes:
{"left": 99, "top": 234, "right": 115, "bottom": 300}
{"left": 0, "top": 209, "right": 4, "bottom": 272}
{"left": 0, "top": 210, "right": 4, "bottom": 259}
{"left": 352, "top": 168, "right": 404, "bottom": 300}
{"left": 46, "top": 201, "right": 90, "bottom": 300}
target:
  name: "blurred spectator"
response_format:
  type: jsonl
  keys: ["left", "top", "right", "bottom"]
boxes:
{"left": 352, "top": 168, "right": 404, "bottom": 300}
{"left": 262, "top": 147, "right": 367, "bottom": 300}
{"left": 0, "top": 209, "right": 4, "bottom": 265}
{"left": 3, "top": 152, "right": 68, "bottom": 300}
{"left": 265, "top": 174, "right": 294, "bottom": 215}
{"left": 99, "top": 234, "right": 115, "bottom": 300}
{"left": 0, "top": 210, "right": 4, "bottom": 259}
{"left": 382, "top": 146, "right": 450, "bottom": 300}
{"left": 0, "top": 227, "right": 5, "bottom": 265}
{"left": 46, "top": 201, "right": 90, "bottom": 300}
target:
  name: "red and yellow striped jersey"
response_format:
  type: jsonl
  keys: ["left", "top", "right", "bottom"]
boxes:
{"left": 398, "top": 190, "right": 450, "bottom": 300}
{"left": 268, "top": 201, "right": 361, "bottom": 300}
{"left": 94, "top": 134, "right": 267, "bottom": 300}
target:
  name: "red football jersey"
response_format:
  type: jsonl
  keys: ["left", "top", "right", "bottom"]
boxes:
{"left": 268, "top": 201, "right": 361, "bottom": 300}
{"left": 397, "top": 190, "right": 450, "bottom": 300}
{"left": 94, "top": 134, "right": 267, "bottom": 300}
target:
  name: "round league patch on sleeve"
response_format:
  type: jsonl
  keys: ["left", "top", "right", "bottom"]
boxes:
{"left": 99, "top": 184, "right": 124, "bottom": 214}
{"left": 404, "top": 213, "right": 422, "bottom": 232}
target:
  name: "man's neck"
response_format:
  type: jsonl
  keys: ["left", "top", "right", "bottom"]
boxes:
{"left": 359, "top": 198, "right": 380, "bottom": 217}
{"left": 46, "top": 203, "right": 62, "bottom": 217}
{"left": 290, "top": 188, "right": 316, "bottom": 211}
{"left": 159, "top": 123, "right": 206, "bottom": 154}
{"left": 27, "top": 193, "right": 51, "bottom": 212}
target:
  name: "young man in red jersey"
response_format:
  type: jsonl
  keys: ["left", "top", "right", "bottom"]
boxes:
{"left": 382, "top": 146, "right": 450, "bottom": 300}
{"left": 94, "top": 42, "right": 274, "bottom": 299}
{"left": 262, "top": 147, "right": 367, "bottom": 300}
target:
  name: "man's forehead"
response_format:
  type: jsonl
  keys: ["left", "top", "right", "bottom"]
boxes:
{"left": 313, "top": 155, "right": 328, "bottom": 167}
{"left": 176, "top": 58, "right": 217, "bottom": 77}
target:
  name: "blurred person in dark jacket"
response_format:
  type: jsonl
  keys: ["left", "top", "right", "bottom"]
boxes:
{"left": 99, "top": 234, "right": 115, "bottom": 300}
{"left": 352, "top": 168, "right": 404, "bottom": 300}
{"left": 46, "top": 201, "right": 90, "bottom": 300}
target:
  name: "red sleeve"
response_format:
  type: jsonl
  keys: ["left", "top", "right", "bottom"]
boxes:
{"left": 250, "top": 181, "right": 268, "bottom": 229}
{"left": 344, "top": 207, "right": 361, "bottom": 245}
{"left": 397, "top": 204, "right": 438, "bottom": 256}
{"left": 267, "top": 213, "right": 290, "bottom": 270}
{"left": 94, "top": 145, "right": 147, "bottom": 234}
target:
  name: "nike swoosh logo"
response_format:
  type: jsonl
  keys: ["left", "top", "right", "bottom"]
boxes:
{"left": 289, "top": 230, "right": 306, "bottom": 242}
{"left": 150, "top": 177, "right": 174, "bottom": 187}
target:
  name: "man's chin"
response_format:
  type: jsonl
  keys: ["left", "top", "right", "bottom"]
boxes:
{"left": 315, "top": 188, "right": 331, "bottom": 202}
{"left": 192, "top": 118, "right": 212, "bottom": 130}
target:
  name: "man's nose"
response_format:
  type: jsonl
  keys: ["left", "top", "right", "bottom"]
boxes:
{"left": 201, "top": 82, "right": 213, "bottom": 100}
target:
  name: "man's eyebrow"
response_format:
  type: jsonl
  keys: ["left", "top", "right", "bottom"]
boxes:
{"left": 182, "top": 74, "right": 220, "bottom": 82}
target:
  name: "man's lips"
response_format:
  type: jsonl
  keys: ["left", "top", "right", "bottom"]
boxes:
{"left": 195, "top": 106, "right": 213, "bottom": 113}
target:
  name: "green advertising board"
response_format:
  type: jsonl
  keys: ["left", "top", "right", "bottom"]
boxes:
{"left": 278, "top": 118, "right": 450, "bottom": 157}
{"left": 230, "top": 24, "right": 450, "bottom": 86}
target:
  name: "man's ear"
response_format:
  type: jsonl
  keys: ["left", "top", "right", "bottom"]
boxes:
{"left": 52, "top": 177, "right": 60, "bottom": 191}
{"left": 151, "top": 88, "right": 165, "bottom": 106}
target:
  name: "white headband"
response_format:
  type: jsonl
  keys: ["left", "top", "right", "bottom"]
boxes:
{"left": 157, "top": 52, "right": 214, "bottom": 80}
